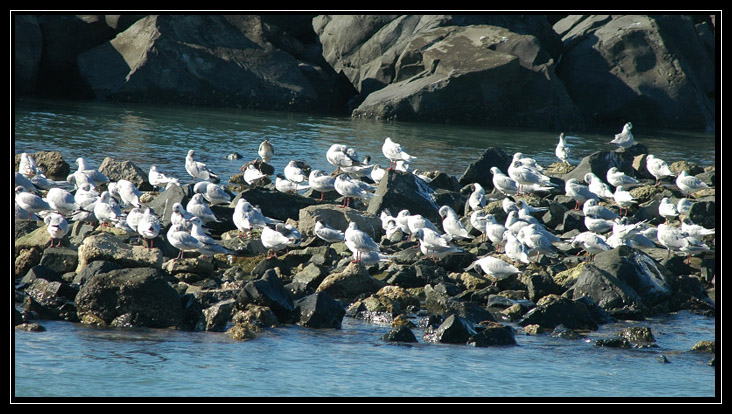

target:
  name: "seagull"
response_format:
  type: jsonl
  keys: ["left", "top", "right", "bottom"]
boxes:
{"left": 657, "top": 223, "right": 689, "bottom": 258}
{"left": 583, "top": 199, "right": 619, "bottom": 221}
{"left": 570, "top": 231, "right": 612, "bottom": 257}
{"left": 565, "top": 178, "right": 599, "bottom": 210}
{"left": 193, "top": 181, "right": 231, "bottom": 205}
{"left": 439, "top": 205, "right": 472, "bottom": 241}
{"left": 680, "top": 217, "right": 715, "bottom": 240}
{"left": 382, "top": 137, "right": 415, "bottom": 170}
{"left": 284, "top": 160, "right": 309, "bottom": 186}
{"left": 606, "top": 167, "right": 639, "bottom": 190}
{"left": 93, "top": 191, "right": 121, "bottom": 227}
{"left": 679, "top": 236, "right": 711, "bottom": 262}
{"left": 258, "top": 138, "right": 274, "bottom": 163}
{"left": 186, "top": 193, "right": 222, "bottom": 223}
{"left": 490, "top": 167, "right": 520, "bottom": 196}
{"left": 110, "top": 179, "right": 142, "bottom": 209}
{"left": 395, "top": 210, "right": 413, "bottom": 237}
{"left": 15, "top": 186, "right": 52, "bottom": 219}
{"left": 607, "top": 217, "right": 647, "bottom": 248}
{"left": 46, "top": 187, "right": 80, "bottom": 215}
{"left": 508, "top": 160, "right": 553, "bottom": 194}
{"left": 675, "top": 170, "right": 710, "bottom": 198}
{"left": 243, "top": 163, "right": 270, "bottom": 186}
{"left": 233, "top": 198, "right": 280, "bottom": 238}
{"left": 468, "top": 183, "right": 486, "bottom": 211}
{"left": 344, "top": 221, "right": 381, "bottom": 263}
{"left": 584, "top": 173, "right": 614, "bottom": 201}
{"left": 275, "top": 174, "right": 303, "bottom": 194}
{"left": 517, "top": 224, "right": 559, "bottom": 260}
{"left": 309, "top": 170, "right": 336, "bottom": 201}
{"left": 15, "top": 171, "right": 37, "bottom": 193}
{"left": 124, "top": 207, "right": 144, "bottom": 234}
{"left": 18, "top": 152, "right": 39, "bottom": 177}
{"left": 658, "top": 197, "right": 679, "bottom": 223}
{"left": 326, "top": 144, "right": 361, "bottom": 172}
{"left": 15, "top": 202, "right": 41, "bottom": 222}
{"left": 171, "top": 202, "right": 198, "bottom": 229}
{"left": 354, "top": 251, "right": 393, "bottom": 266}
{"left": 512, "top": 152, "right": 544, "bottom": 172}
{"left": 466, "top": 255, "right": 521, "bottom": 280}
{"left": 44, "top": 212, "right": 68, "bottom": 247}
{"left": 485, "top": 214, "right": 507, "bottom": 252}
{"left": 341, "top": 153, "right": 374, "bottom": 178}
{"left": 676, "top": 198, "right": 694, "bottom": 216}
{"left": 30, "top": 172, "right": 60, "bottom": 190}
{"left": 584, "top": 215, "right": 614, "bottom": 234}
{"left": 470, "top": 210, "right": 489, "bottom": 242}
{"left": 502, "top": 231, "right": 530, "bottom": 265}
{"left": 148, "top": 165, "right": 180, "bottom": 190}
{"left": 370, "top": 164, "right": 386, "bottom": 183}
{"left": 505, "top": 210, "right": 531, "bottom": 236}
{"left": 406, "top": 213, "right": 441, "bottom": 237}
{"left": 75, "top": 157, "right": 110, "bottom": 187}
{"left": 314, "top": 221, "right": 345, "bottom": 243}
{"left": 413, "top": 227, "right": 464, "bottom": 262}
{"left": 555, "top": 133, "right": 571, "bottom": 165}
{"left": 334, "top": 174, "right": 373, "bottom": 208}
{"left": 137, "top": 208, "right": 161, "bottom": 248}
{"left": 167, "top": 223, "right": 206, "bottom": 260}
{"left": 276, "top": 223, "right": 302, "bottom": 251}
{"left": 609, "top": 122, "right": 634, "bottom": 151}
{"left": 613, "top": 186, "right": 637, "bottom": 216}
{"left": 185, "top": 150, "right": 219, "bottom": 183}
{"left": 646, "top": 155, "right": 675, "bottom": 186}
{"left": 188, "top": 217, "right": 232, "bottom": 257}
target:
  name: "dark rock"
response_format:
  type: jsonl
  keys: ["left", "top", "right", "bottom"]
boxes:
{"left": 468, "top": 321, "right": 517, "bottom": 346}
{"left": 237, "top": 269, "right": 295, "bottom": 324}
{"left": 382, "top": 325, "right": 418, "bottom": 343}
{"left": 38, "top": 247, "right": 78, "bottom": 276}
{"left": 423, "top": 314, "right": 477, "bottom": 344}
{"left": 99, "top": 156, "right": 153, "bottom": 191}
{"left": 551, "top": 324, "right": 583, "bottom": 340}
{"left": 687, "top": 199, "right": 715, "bottom": 230}
{"left": 75, "top": 267, "right": 184, "bottom": 328}
{"left": 525, "top": 273, "right": 563, "bottom": 302}
{"left": 202, "top": 298, "right": 237, "bottom": 332}
{"left": 21, "top": 264, "right": 63, "bottom": 284}
{"left": 316, "top": 262, "right": 386, "bottom": 303}
{"left": 292, "top": 291, "right": 346, "bottom": 329}
{"left": 423, "top": 285, "right": 496, "bottom": 325}
{"left": 568, "top": 262, "right": 648, "bottom": 318}
{"left": 561, "top": 148, "right": 641, "bottom": 185}
{"left": 298, "top": 204, "right": 381, "bottom": 240}
{"left": 458, "top": 147, "right": 511, "bottom": 192}
{"left": 517, "top": 294, "right": 602, "bottom": 330}
{"left": 144, "top": 184, "right": 188, "bottom": 227}
{"left": 71, "top": 260, "right": 123, "bottom": 286}
{"left": 22, "top": 278, "right": 79, "bottom": 322}
{"left": 366, "top": 170, "right": 441, "bottom": 224}
{"left": 238, "top": 187, "right": 318, "bottom": 223}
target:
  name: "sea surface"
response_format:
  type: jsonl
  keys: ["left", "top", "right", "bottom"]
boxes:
{"left": 12, "top": 98, "right": 718, "bottom": 400}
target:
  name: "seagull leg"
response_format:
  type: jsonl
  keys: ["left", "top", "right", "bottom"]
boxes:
{"left": 318, "top": 192, "right": 325, "bottom": 202}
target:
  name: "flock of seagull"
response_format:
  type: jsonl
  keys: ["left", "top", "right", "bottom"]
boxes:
{"left": 15, "top": 121, "right": 715, "bottom": 281}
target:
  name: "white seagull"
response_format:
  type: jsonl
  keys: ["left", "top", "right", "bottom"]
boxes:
{"left": 46, "top": 187, "right": 79, "bottom": 215}
{"left": 413, "top": 227, "right": 464, "bottom": 262}
{"left": 609, "top": 122, "right": 635, "bottom": 151}
{"left": 584, "top": 173, "right": 614, "bottom": 201}
{"left": 314, "top": 221, "right": 345, "bottom": 243}
{"left": 148, "top": 165, "right": 180, "bottom": 189}
{"left": 468, "top": 183, "right": 486, "bottom": 211}
{"left": 382, "top": 137, "right": 415, "bottom": 170}
{"left": 675, "top": 170, "right": 710, "bottom": 198}
{"left": 167, "top": 224, "right": 206, "bottom": 260}
{"left": 194, "top": 181, "right": 231, "bottom": 206}
{"left": 14, "top": 186, "right": 52, "bottom": 218}
{"left": 658, "top": 197, "right": 679, "bottom": 222}
{"left": 555, "top": 133, "right": 571, "bottom": 165}
{"left": 137, "top": 208, "right": 161, "bottom": 248}
{"left": 44, "top": 212, "right": 69, "bottom": 247}
{"left": 583, "top": 199, "right": 619, "bottom": 221}
{"left": 18, "top": 152, "right": 39, "bottom": 177}
{"left": 344, "top": 221, "right": 381, "bottom": 263}
{"left": 439, "top": 205, "right": 472, "bottom": 241}
{"left": 284, "top": 160, "right": 308, "bottom": 186}
{"left": 646, "top": 155, "right": 674, "bottom": 186}
{"left": 258, "top": 139, "right": 274, "bottom": 163}
{"left": 565, "top": 178, "right": 599, "bottom": 210}
{"left": 189, "top": 217, "right": 232, "bottom": 257}
{"left": 185, "top": 150, "right": 219, "bottom": 183}
{"left": 233, "top": 198, "right": 280, "bottom": 238}
{"left": 606, "top": 167, "right": 639, "bottom": 190}
{"left": 613, "top": 186, "right": 637, "bottom": 216}
{"left": 570, "top": 231, "right": 612, "bottom": 257}
{"left": 490, "top": 167, "right": 520, "bottom": 196}
{"left": 334, "top": 174, "right": 373, "bottom": 208}
{"left": 309, "top": 170, "right": 336, "bottom": 201}
{"left": 93, "top": 191, "right": 121, "bottom": 227}
{"left": 187, "top": 193, "right": 222, "bottom": 223}
{"left": 326, "top": 144, "right": 361, "bottom": 171}
{"left": 466, "top": 255, "right": 521, "bottom": 280}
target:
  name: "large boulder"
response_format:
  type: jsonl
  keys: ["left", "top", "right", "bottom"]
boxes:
{"left": 457, "top": 147, "right": 512, "bottom": 192}
{"left": 77, "top": 15, "right": 322, "bottom": 111}
{"left": 350, "top": 23, "right": 583, "bottom": 129}
{"left": 555, "top": 15, "right": 715, "bottom": 131}
{"left": 299, "top": 204, "right": 382, "bottom": 240}
{"left": 76, "top": 232, "right": 164, "bottom": 272}
{"left": 75, "top": 266, "right": 185, "bottom": 328}
{"left": 98, "top": 157, "right": 153, "bottom": 191}
{"left": 366, "top": 169, "right": 441, "bottom": 224}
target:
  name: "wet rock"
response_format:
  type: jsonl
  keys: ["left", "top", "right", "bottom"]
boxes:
{"left": 468, "top": 321, "right": 517, "bottom": 346}
{"left": 382, "top": 325, "right": 418, "bottom": 343}
{"left": 22, "top": 278, "right": 79, "bottom": 322}
{"left": 620, "top": 326, "right": 657, "bottom": 348}
{"left": 423, "top": 285, "right": 495, "bottom": 325}
{"left": 592, "top": 246, "right": 672, "bottom": 306}
{"left": 423, "top": 314, "right": 477, "bottom": 344}
{"left": 517, "top": 294, "right": 603, "bottom": 331}
{"left": 75, "top": 267, "right": 184, "bottom": 329}
{"left": 201, "top": 298, "right": 237, "bottom": 332}
{"left": 237, "top": 269, "right": 295, "bottom": 324}
{"left": 292, "top": 291, "right": 346, "bottom": 329}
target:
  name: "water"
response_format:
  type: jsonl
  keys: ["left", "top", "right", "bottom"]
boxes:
{"left": 12, "top": 98, "right": 718, "bottom": 400}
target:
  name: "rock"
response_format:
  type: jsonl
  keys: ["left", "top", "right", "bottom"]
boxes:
{"left": 99, "top": 156, "right": 153, "bottom": 191}
{"left": 13, "top": 15, "right": 42, "bottom": 95}
{"left": 71, "top": 260, "right": 123, "bottom": 287}
{"left": 299, "top": 204, "right": 382, "bottom": 240}
{"left": 423, "top": 314, "right": 476, "bottom": 344}
{"left": 468, "top": 321, "right": 517, "bottom": 346}
{"left": 316, "top": 262, "right": 386, "bottom": 303}
{"left": 568, "top": 262, "right": 648, "bottom": 320}
{"left": 202, "top": 298, "right": 237, "bottom": 332}
{"left": 38, "top": 247, "right": 78, "bottom": 277}
{"left": 144, "top": 184, "right": 187, "bottom": 226}
{"left": 77, "top": 15, "right": 325, "bottom": 111}
{"left": 517, "top": 294, "right": 604, "bottom": 330}
{"left": 687, "top": 199, "right": 715, "bottom": 230}
{"left": 22, "top": 278, "right": 79, "bottom": 322}
{"left": 382, "top": 325, "right": 418, "bottom": 343}
{"left": 14, "top": 150, "right": 70, "bottom": 180}
{"left": 555, "top": 15, "right": 714, "bottom": 130}
{"left": 457, "top": 147, "right": 511, "bottom": 192}
{"left": 75, "top": 267, "right": 185, "bottom": 329}
{"left": 76, "top": 232, "right": 164, "bottom": 272}
{"left": 366, "top": 169, "right": 441, "bottom": 224}
{"left": 423, "top": 285, "right": 495, "bottom": 325}
{"left": 237, "top": 187, "right": 318, "bottom": 223}
{"left": 236, "top": 269, "right": 295, "bottom": 324}
{"left": 292, "top": 291, "right": 346, "bottom": 329}
{"left": 561, "top": 148, "right": 642, "bottom": 184}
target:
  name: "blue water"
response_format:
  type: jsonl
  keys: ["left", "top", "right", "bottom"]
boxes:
{"left": 12, "top": 98, "right": 717, "bottom": 400}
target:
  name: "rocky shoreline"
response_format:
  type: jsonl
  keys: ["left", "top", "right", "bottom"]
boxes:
{"left": 13, "top": 141, "right": 716, "bottom": 366}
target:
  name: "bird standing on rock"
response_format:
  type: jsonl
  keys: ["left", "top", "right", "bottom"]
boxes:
{"left": 382, "top": 137, "right": 415, "bottom": 171}
{"left": 258, "top": 139, "right": 274, "bottom": 164}
{"left": 186, "top": 150, "right": 219, "bottom": 183}
{"left": 646, "top": 155, "right": 674, "bottom": 186}
{"left": 609, "top": 122, "right": 634, "bottom": 151}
